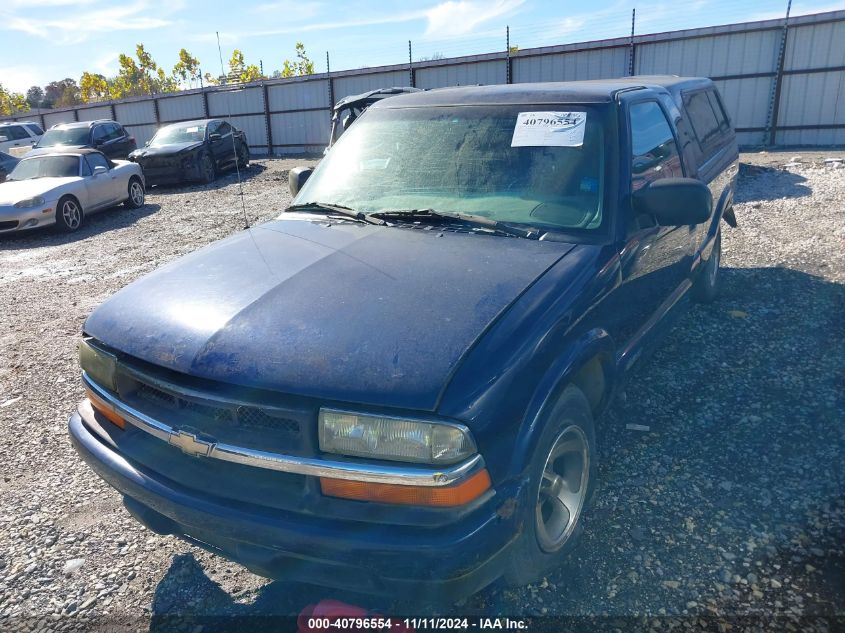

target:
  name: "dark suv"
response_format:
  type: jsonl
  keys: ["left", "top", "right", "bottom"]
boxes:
{"left": 29, "top": 120, "right": 136, "bottom": 159}
{"left": 69, "top": 76, "right": 738, "bottom": 601}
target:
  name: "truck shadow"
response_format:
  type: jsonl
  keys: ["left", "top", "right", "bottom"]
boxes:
{"left": 0, "top": 203, "right": 160, "bottom": 249}
{"left": 735, "top": 163, "right": 812, "bottom": 202}
{"left": 145, "top": 265, "right": 844, "bottom": 627}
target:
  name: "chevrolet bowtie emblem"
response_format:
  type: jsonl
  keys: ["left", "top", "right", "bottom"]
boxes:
{"left": 168, "top": 429, "right": 215, "bottom": 457}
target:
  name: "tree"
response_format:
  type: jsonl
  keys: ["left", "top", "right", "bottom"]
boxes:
{"left": 45, "top": 79, "right": 80, "bottom": 107}
{"left": 80, "top": 72, "right": 110, "bottom": 103}
{"left": 26, "top": 86, "right": 44, "bottom": 109}
{"left": 172, "top": 48, "right": 201, "bottom": 88}
{"left": 281, "top": 42, "right": 315, "bottom": 78}
{"left": 0, "top": 84, "right": 29, "bottom": 116}
{"left": 228, "top": 49, "right": 246, "bottom": 83}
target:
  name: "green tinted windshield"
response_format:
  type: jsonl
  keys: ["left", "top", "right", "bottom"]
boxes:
{"left": 296, "top": 104, "right": 607, "bottom": 231}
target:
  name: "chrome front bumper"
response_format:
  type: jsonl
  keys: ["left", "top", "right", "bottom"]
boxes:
{"left": 82, "top": 373, "right": 486, "bottom": 487}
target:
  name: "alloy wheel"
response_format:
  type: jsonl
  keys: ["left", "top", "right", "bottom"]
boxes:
{"left": 535, "top": 425, "right": 590, "bottom": 552}
{"left": 130, "top": 181, "right": 145, "bottom": 206}
{"left": 62, "top": 200, "right": 82, "bottom": 230}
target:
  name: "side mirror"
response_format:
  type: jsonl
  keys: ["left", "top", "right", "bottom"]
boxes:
{"left": 94, "top": 138, "right": 105, "bottom": 146}
{"left": 209, "top": 133, "right": 222, "bottom": 141}
{"left": 289, "top": 166, "right": 313, "bottom": 197}
{"left": 144, "top": 141, "right": 150, "bottom": 147}
{"left": 92, "top": 165, "right": 108, "bottom": 177}
{"left": 632, "top": 178, "right": 712, "bottom": 226}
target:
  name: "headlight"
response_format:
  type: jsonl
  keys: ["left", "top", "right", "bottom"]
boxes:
{"left": 79, "top": 338, "right": 118, "bottom": 391}
{"left": 14, "top": 196, "right": 45, "bottom": 208}
{"left": 319, "top": 409, "right": 477, "bottom": 465}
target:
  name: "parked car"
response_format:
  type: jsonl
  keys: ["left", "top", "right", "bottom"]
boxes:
{"left": 28, "top": 120, "right": 137, "bottom": 160}
{"left": 0, "top": 149, "right": 145, "bottom": 234}
{"left": 127, "top": 119, "right": 250, "bottom": 186}
{"left": 328, "top": 86, "right": 422, "bottom": 148}
{"left": 0, "top": 151, "right": 20, "bottom": 183}
{"left": 69, "top": 77, "right": 737, "bottom": 601}
{"left": 0, "top": 121, "right": 44, "bottom": 156}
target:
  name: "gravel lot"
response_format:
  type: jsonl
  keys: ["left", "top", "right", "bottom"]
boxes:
{"left": 0, "top": 152, "right": 842, "bottom": 631}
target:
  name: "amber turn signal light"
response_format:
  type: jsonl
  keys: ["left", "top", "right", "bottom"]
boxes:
{"left": 85, "top": 388, "right": 125, "bottom": 429}
{"left": 320, "top": 469, "right": 491, "bottom": 507}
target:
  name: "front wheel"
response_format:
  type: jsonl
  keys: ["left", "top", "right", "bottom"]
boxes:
{"left": 504, "top": 385, "right": 597, "bottom": 586}
{"left": 55, "top": 196, "right": 84, "bottom": 232}
{"left": 200, "top": 153, "right": 216, "bottom": 184}
{"left": 692, "top": 230, "right": 721, "bottom": 303}
{"left": 124, "top": 177, "right": 145, "bottom": 209}
{"left": 237, "top": 142, "right": 250, "bottom": 168}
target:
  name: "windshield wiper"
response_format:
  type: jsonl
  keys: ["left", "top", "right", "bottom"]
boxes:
{"left": 369, "top": 209, "right": 542, "bottom": 240}
{"left": 285, "top": 201, "right": 385, "bottom": 225}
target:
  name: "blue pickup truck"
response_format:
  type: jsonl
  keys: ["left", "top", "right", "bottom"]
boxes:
{"left": 69, "top": 76, "right": 738, "bottom": 601}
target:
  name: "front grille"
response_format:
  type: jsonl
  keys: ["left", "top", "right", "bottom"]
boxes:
{"left": 0, "top": 220, "right": 20, "bottom": 231}
{"left": 116, "top": 367, "right": 314, "bottom": 456}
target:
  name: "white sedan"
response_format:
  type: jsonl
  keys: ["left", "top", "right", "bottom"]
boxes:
{"left": 0, "top": 149, "right": 145, "bottom": 234}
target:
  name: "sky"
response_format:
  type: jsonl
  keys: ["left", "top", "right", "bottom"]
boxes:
{"left": 1, "top": 0, "right": 844, "bottom": 94}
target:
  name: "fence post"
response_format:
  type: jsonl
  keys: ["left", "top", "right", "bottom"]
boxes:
{"left": 263, "top": 82, "right": 273, "bottom": 156}
{"left": 628, "top": 8, "right": 636, "bottom": 76}
{"left": 506, "top": 26, "right": 512, "bottom": 84}
{"left": 109, "top": 102, "right": 116, "bottom": 121}
{"left": 327, "top": 51, "right": 335, "bottom": 107}
{"left": 408, "top": 41, "right": 415, "bottom": 87}
{"left": 766, "top": 0, "right": 792, "bottom": 146}
{"left": 152, "top": 97, "right": 160, "bottom": 127}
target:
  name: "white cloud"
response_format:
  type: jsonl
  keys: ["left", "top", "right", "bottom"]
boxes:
{"left": 0, "top": 64, "right": 59, "bottom": 93}
{"left": 0, "top": 1, "right": 175, "bottom": 44}
{"left": 423, "top": 0, "right": 525, "bottom": 38}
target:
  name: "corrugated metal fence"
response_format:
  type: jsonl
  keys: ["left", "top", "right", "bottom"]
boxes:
{"left": 5, "top": 10, "right": 845, "bottom": 152}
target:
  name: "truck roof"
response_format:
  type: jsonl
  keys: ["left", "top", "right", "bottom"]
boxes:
{"left": 372, "top": 76, "right": 714, "bottom": 108}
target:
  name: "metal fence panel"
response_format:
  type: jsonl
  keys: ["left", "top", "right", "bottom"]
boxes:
{"left": 123, "top": 123, "right": 158, "bottom": 147}
{"left": 158, "top": 93, "right": 205, "bottom": 122}
{"left": 778, "top": 128, "right": 845, "bottom": 145}
{"left": 778, "top": 71, "right": 845, "bottom": 127}
{"left": 208, "top": 87, "right": 265, "bottom": 117}
{"left": 270, "top": 110, "right": 329, "bottom": 148}
{"left": 416, "top": 60, "right": 506, "bottom": 88}
{"left": 514, "top": 48, "right": 628, "bottom": 82}
{"left": 636, "top": 29, "right": 780, "bottom": 77}
{"left": 268, "top": 80, "right": 330, "bottom": 111}
{"left": 333, "top": 71, "right": 410, "bottom": 100}
{"left": 784, "top": 19, "right": 845, "bottom": 69}
{"left": 713, "top": 76, "right": 772, "bottom": 129}
{"left": 43, "top": 111, "right": 75, "bottom": 128}
{"left": 115, "top": 101, "right": 156, "bottom": 126}
{"left": 77, "top": 105, "right": 112, "bottom": 121}
{"left": 227, "top": 114, "right": 268, "bottom": 149}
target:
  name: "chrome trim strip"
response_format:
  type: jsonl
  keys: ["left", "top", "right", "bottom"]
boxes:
{"left": 81, "top": 373, "right": 483, "bottom": 487}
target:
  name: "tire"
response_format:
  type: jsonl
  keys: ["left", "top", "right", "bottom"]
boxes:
{"left": 124, "top": 176, "right": 145, "bottom": 209}
{"left": 237, "top": 142, "right": 250, "bottom": 168}
{"left": 55, "top": 196, "right": 84, "bottom": 232}
{"left": 692, "top": 229, "right": 721, "bottom": 303}
{"left": 200, "top": 153, "right": 216, "bottom": 184}
{"left": 504, "top": 385, "right": 597, "bottom": 586}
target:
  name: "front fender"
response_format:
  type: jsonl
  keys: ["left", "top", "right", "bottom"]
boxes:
{"left": 509, "top": 327, "right": 616, "bottom": 477}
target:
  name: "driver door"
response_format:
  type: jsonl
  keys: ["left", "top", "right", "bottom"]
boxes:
{"left": 84, "top": 153, "right": 121, "bottom": 207}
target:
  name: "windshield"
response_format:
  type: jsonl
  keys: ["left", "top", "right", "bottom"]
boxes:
{"left": 36, "top": 127, "right": 90, "bottom": 147}
{"left": 150, "top": 124, "right": 206, "bottom": 146}
{"left": 8, "top": 155, "right": 79, "bottom": 180}
{"left": 296, "top": 104, "right": 608, "bottom": 232}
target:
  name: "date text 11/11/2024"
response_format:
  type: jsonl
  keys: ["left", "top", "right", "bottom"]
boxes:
{"left": 303, "top": 617, "right": 529, "bottom": 631}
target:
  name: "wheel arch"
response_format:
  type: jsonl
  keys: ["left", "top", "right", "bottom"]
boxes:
{"left": 509, "top": 327, "right": 616, "bottom": 476}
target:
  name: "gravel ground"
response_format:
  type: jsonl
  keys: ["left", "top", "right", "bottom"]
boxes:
{"left": 0, "top": 152, "right": 842, "bottom": 631}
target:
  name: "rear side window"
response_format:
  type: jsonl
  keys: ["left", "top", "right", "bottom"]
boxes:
{"left": 629, "top": 101, "right": 684, "bottom": 191}
{"left": 87, "top": 153, "right": 110, "bottom": 171}
{"left": 24, "top": 123, "right": 44, "bottom": 136}
{"left": 683, "top": 90, "right": 724, "bottom": 153}
{"left": 1, "top": 125, "right": 29, "bottom": 141}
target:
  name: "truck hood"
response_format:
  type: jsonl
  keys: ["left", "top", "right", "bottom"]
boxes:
{"left": 0, "top": 177, "right": 77, "bottom": 204}
{"left": 85, "top": 218, "right": 574, "bottom": 410}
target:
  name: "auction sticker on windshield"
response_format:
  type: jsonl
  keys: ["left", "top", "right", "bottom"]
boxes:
{"left": 511, "top": 111, "right": 586, "bottom": 147}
